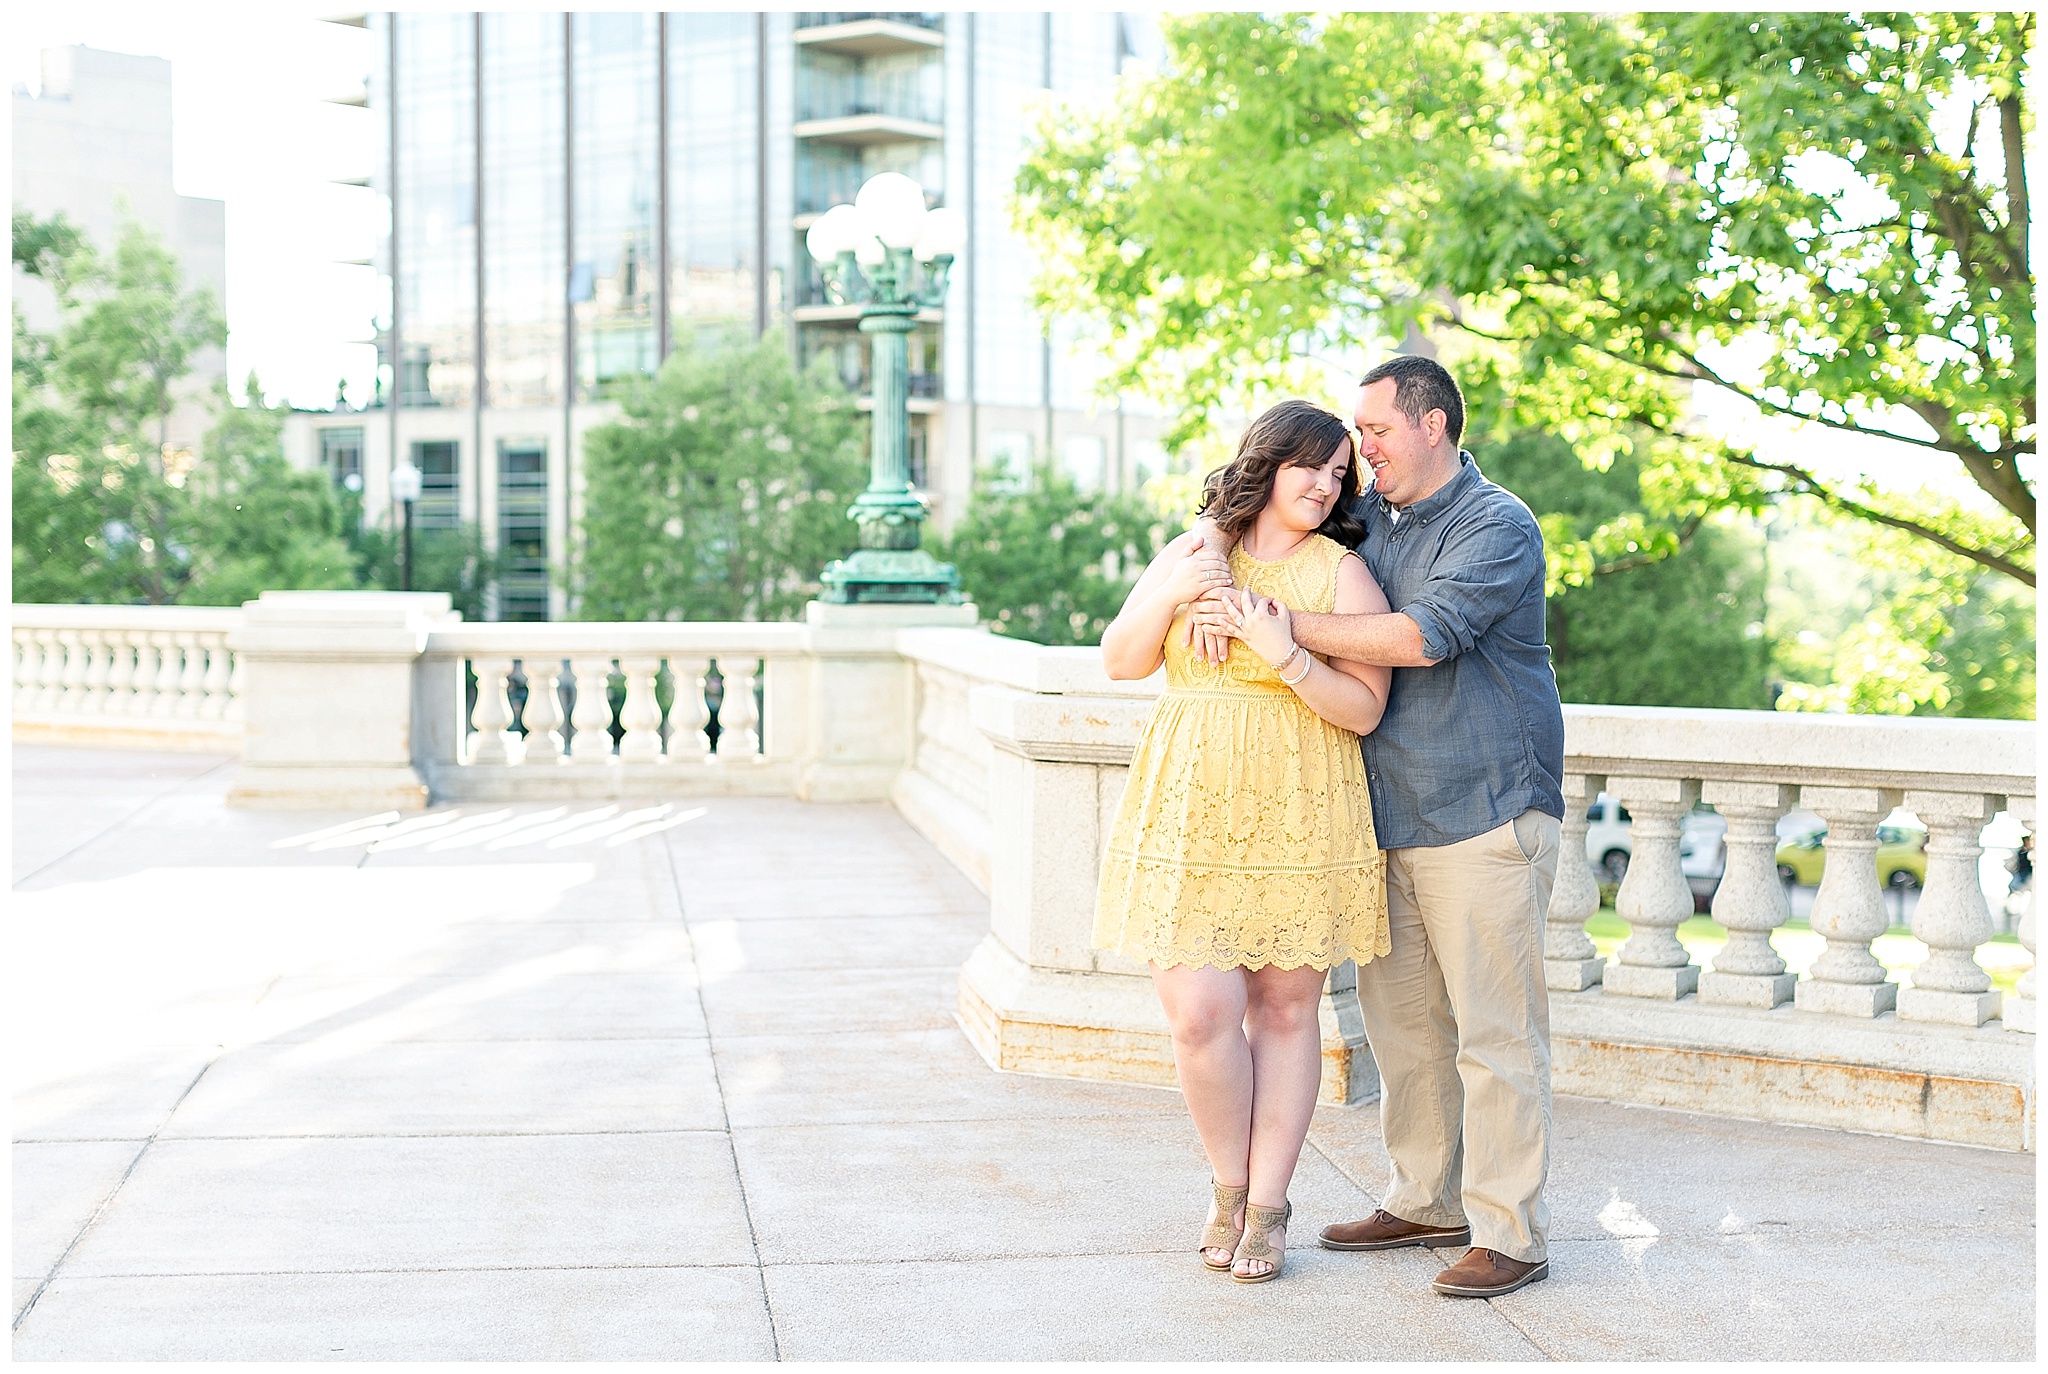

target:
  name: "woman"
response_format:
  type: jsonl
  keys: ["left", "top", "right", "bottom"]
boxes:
{"left": 1095, "top": 399, "right": 1393, "bottom": 1283}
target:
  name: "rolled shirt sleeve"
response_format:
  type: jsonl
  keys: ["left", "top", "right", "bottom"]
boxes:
{"left": 1397, "top": 519, "right": 1542, "bottom": 664}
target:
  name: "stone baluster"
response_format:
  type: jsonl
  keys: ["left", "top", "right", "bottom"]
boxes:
{"left": 150, "top": 632, "right": 184, "bottom": 717}
{"left": 1545, "top": 771, "right": 1606, "bottom": 991}
{"left": 668, "top": 656, "right": 712, "bottom": 760}
{"left": 469, "top": 658, "right": 515, "bottom": 766}
{"left": 54, "top": 630, "right": 89, "bottom": 713}
{"left": 1897, "top": 791, "right": 2001, "bottom": 1026}
{"left": 198, "top": 637, "right": 233, "bottom": 719}
{"left": 101, "top": 629, "right": 136, "bottom": 716}
{"left": 1699, "top": 781, "right": 1799, "bottom": 1007}
{"left": 15, "top": 631, "right": 42, "bottom": 714}
{"left": 78, "top": 630, "right": 113, "bottom": 715}
{"left": 715, "top": 657, "right": 762, "bottom": 758}
{"left": 224, "top": 644, "right": 246, "bottom": 721}
{"left": 1604, "top": 777, "right": 1702, "bottom": 998}
{"left": 2002, "top": 799, "right": 2035, "bottom": 1034}
{"left": 1793, "top": 786, "right": 1900, "bottom": 1017}
{"left": 126, "top": 632, "right": 160, "bottom": 717}
{"left": 567, "top": 657, "right": 617, "bottom": 762}
{"left": 31, "top": 630, "right": 64, "bottom": 713}
{"left": 617, "top": 656, "right": 665, "bottom": 762}
{"left": 518, "top": 659, "right": 566, "bottom": 764}
{"left": 174, "top": 633, "right": 208, "bottom": 718}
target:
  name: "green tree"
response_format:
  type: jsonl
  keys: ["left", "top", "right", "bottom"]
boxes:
{"left": 175, "top": 377, "right": 360, "bottom": 605}
{"left": 13, "top": 213, "right": 378, "bottom": 607}
{"left": 574, "top": 333, "right": 869, "bottom": 621}
{"left": 1478, "top": 432, "right": 1772, "bottom": 708}
{"left": 1016, "top": 11, "right": 2034, "bottom": 587}
{"left": 939, "top": 467, "right": 1171, "bottom": 647}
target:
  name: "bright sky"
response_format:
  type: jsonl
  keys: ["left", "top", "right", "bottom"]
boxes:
{"left": 9, "top": 1, "right": 381, "bottom": 411}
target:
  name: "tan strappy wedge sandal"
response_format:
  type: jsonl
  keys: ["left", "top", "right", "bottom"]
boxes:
{"left": 1199, "top": 1180, "right": 1251, "bottom": 1271}
{"left": 1232, "top": 1200, "right": 1292, "bottom": 1284}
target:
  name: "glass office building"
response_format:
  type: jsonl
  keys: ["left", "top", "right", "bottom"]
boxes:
{"left": 295, "top": 12, "right": 1169, "bottom": 619}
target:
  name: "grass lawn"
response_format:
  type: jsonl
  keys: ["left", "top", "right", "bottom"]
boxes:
{"left": 1582, "top": 909, "right": 2031, "bottom": 996}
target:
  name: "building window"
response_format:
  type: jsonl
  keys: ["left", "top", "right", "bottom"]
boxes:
{"left": 497, "top": 440, "right": 550, "bottom": 620}
{"left": 394, "top": 12, "right": 477, "bottom": 409}
{"left": 411, "top": 440, "right": 461, "bottom": 529}
{"left": 1061, "top": 434, "right": 1106, "bottom": 491}
{"left": 983, "top": 430, "right": 1032, "bottom": 492}
{"left": 321, "top": 427, "right": 366, "bottom": 492}
{"left": 572, "top": 11, "right": 659, "bottom": 400}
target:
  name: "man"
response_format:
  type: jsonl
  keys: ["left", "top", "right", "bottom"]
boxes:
{"left": 1192, "top": 355, "right": 1565, "bottom": 1298}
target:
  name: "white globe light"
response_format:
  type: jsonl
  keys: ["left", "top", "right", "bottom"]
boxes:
{"left": 389, "top": 462, "right": 423, "bottom": 503}
{"left": 855, "top": 171, "right": 929, "bottom": 250}
{"left": 913, "top": 205, "right": 966, "bottom": 261}
{"left": 805, "top": 204, "right": 862, "bottom": 263}
{"left": 853, "top": 234, "right": 887, "bottom": 268}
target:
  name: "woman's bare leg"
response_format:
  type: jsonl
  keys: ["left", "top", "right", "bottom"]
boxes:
{"left": 1151, "top": 962, "right": 1252, "bottom": 1264}
{"left": 1237, "top": 963, "right": 1329, "bottom": 1277}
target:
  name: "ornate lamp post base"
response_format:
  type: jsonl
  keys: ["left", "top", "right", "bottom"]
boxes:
{"left": 820, "top": 547, "right": 963, "bottom": 605}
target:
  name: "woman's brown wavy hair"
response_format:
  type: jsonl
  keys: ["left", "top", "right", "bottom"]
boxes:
{"left": 1198, "top": 399, "right": 1365, "bottom": 547}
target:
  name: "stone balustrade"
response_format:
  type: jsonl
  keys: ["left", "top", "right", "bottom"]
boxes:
{"left": 12, "top": 596, "right": 2039, "bottom": 1148}
{"left": 12, "top": 604, "right": 244, "bottom": 752}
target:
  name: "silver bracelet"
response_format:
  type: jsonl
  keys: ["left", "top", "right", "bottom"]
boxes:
{"left": 1279, "top": 648, "right": 1313, "bottom": 687}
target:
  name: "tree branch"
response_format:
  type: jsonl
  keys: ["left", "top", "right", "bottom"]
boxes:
{"left": 2000, "top": 91, "right": 2031, "bottom": 281}
{"left": 1447, "top": 303, "right": 2036, "bottom": 526}
{"left": 1718, "top": 450, "right": 2035, "bottom": 587}
{"left": 1592, "top": 513, "right": 1704, "bottom": 577}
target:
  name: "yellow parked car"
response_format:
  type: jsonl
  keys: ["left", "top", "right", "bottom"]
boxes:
{"left": 1775, "top": 824, "right": 1928, "bottom": 890}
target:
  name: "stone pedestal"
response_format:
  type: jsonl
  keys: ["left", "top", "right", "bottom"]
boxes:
{"left": 1897, "top": 986, "right": 2003, "bottom": 1026}
{"left": 797, "top": 600, "right": 977, "bottom": 802}
{"left": 226, "top": 591, "right": 457, "bottom": 810}
{"left": 1795, "top": 979, "right": 1898, "bottom": 1018}
{"left": 1697, "top": 969, "right": 1799, "bottom": 1008}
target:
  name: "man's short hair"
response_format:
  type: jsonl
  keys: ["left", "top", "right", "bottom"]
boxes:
{"left": 1361, "top": 354, "right": 1465, "bottom": 447}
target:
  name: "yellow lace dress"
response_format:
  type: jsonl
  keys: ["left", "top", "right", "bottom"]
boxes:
{"left": 1093, "top": 534, "right": 1390, "bottom": 971}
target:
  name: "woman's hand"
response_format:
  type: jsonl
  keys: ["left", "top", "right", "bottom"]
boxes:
{"left": 1224, "top": 589, "right": 1298, "bottom": 669}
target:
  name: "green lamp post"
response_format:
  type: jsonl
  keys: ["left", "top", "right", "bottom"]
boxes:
{"left": 807, "top": 173, "right": 965, "bottom": 604}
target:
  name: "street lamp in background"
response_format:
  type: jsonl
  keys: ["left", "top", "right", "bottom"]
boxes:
{"left": 806, "top": 172, "right": 966, "bottom": 603}
{"left": 389, "top": 461, "right": 422, "bottom": 592}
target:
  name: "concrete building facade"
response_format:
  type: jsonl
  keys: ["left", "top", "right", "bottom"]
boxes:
{"left": 286, "top": 11, "right": 1173, "bottom": 620}
{"left": 11, "top": 44, "right": 229, "bottom": 454}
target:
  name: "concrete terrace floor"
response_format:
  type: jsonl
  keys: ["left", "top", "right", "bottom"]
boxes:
{"left": 9, "top": 745, "right": 2036, "bottom": 1362}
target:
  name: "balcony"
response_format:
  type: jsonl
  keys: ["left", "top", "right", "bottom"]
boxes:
{"left": 8, "top": 593, "right": 2038, "bottom": 1358}
{"left": 792, "top": 110, "right": 943, "bottom": 147}
{"left": 795, "top": 13, "right": 944, "bottom": 57}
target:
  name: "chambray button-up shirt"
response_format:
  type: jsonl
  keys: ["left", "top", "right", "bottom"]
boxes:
{"left": 1353, "top": 451, "right": 1565, "bottom": 850}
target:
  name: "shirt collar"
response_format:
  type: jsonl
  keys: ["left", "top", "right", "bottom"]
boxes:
{"left": 1378, "top": 450, "right": 1478, "bottom": 528}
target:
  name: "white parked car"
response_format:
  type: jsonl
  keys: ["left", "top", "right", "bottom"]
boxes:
{"left": 1583, "top": 793, "right": 1727, "bottom": 908}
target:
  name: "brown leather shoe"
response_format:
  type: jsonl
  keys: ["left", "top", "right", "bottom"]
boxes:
{"left": 1431, "top": 1246, "right": 1549, "bottom": 1298}
{"left": 1318, "top": 1208, "right": 1472, "bottom": 1251}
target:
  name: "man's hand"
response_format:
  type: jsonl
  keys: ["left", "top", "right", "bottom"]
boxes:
{"left": 1187, "top": 592, "right": 1240, "bottom": 661}
{"left": 1179, "top": 516, "right": 1238, "bottom": 662}
{"left": 1158, "top": 534, "right": 1234, "bottom": 607}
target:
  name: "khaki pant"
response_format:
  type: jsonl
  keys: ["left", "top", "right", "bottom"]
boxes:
{"left": 1353, "top": 810, "right": 1561, "bottom": 1263}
